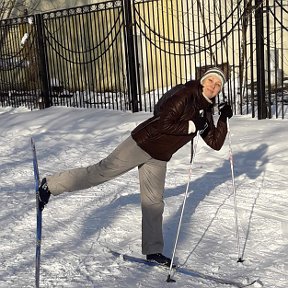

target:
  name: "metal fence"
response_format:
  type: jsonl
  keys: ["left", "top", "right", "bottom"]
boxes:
{"left": 0, "top": 0, "right": 287, "bottom": 118}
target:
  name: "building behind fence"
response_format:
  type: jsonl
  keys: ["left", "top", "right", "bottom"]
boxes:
{"left": 0, "top": 0, "right": 287, "bottom": 119}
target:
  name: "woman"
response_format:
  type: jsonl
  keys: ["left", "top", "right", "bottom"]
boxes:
{"left": 38, "top": 67, "right": 233, "bottom": 267}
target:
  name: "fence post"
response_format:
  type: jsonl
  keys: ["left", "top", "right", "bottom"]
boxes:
{"left": 255, "top": 0, "right": 267, "bottom": 119}
{"left": 123, "top": 0, "right": 139, "bottom": 112}
{"left": 35, "top": 14, "right": 50, "bottom": 109}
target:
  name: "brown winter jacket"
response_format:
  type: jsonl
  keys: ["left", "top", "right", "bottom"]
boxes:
{"left": 131, "top": 80, "right": 228, "bottom": 161}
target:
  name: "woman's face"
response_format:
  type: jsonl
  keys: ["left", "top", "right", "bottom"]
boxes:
{"left": 202, "top": 76, "right": 222, "bottom": 99}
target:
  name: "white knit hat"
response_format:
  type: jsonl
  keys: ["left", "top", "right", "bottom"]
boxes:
{"left": 200, "top": 67, "right": 226, "bottom": 89}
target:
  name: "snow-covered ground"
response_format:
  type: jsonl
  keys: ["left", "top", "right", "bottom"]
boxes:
{"left": 0, "top": 106, "right": 287, "bottom": 288}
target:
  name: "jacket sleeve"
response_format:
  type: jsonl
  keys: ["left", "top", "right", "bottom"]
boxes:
{"left": 201, "top": 111, "right": 228, "bottom": 151}
{"left": 157, "top": 93, "right": 192, "bottom": 135}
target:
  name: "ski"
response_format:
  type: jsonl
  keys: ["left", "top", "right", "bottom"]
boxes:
{"left": 110, "top": 250, "right": 257, "bottom": 287}
{"left": 173, "top": 267, "right": 258, "bottom": 288}
{"left": 31, "top": 138, "right": 42, "bottom": 288}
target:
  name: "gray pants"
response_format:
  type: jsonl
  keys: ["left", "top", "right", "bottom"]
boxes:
{"left": 46, "top": 136, "right": 167, "bottom": 255}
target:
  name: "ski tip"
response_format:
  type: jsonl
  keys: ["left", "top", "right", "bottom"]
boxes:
{"left": 166, "top": 275, "right": 176, "bottom": 283}
{"left": 110, "top": 250, "right": 121, "bottom": 258}
{"left": 240, "top": 279, "right": 262, "bottom": 288}
{"left": 252, "top": 279, "right": 263, "bottom": 287}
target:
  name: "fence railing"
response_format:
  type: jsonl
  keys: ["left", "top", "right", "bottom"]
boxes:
{"left": 0, "top": 0, "right": 287, "bottom": 118}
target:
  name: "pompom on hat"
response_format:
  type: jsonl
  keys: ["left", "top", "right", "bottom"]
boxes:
{"left": 200, "top": 67, "right": 226, "bottom": 90}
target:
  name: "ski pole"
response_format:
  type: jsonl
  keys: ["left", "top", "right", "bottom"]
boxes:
{"left": 226, "top": 120, "right": 243, "bottom": 263}
{"left": 31, "top": 138, "right": 42, "bottom": 288}
{"left": 166, "top": 131, "right": 201, "bottom": 282}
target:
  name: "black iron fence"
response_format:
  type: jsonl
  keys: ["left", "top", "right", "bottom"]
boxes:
{"left": 0, "top": 0, "right": 287, "bottom": 118}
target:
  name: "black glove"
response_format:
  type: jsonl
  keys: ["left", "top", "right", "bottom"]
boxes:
{"left": 193, "top": 116, "right": 208, "bottom": 134}
{"left": 219, "top": 102, "right": 233, "bottom": 120}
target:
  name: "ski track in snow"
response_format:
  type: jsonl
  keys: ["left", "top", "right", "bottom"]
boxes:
{"left": 0, "top": 106, "right": 287, "bottom": 288}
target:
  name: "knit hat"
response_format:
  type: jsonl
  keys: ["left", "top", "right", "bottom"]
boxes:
{"left": 200, "top": 67, "right": 226, "bottom": 89}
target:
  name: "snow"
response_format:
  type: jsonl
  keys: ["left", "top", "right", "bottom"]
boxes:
{"left": 0, "top": 106, "right": 287, "bottom": 288}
